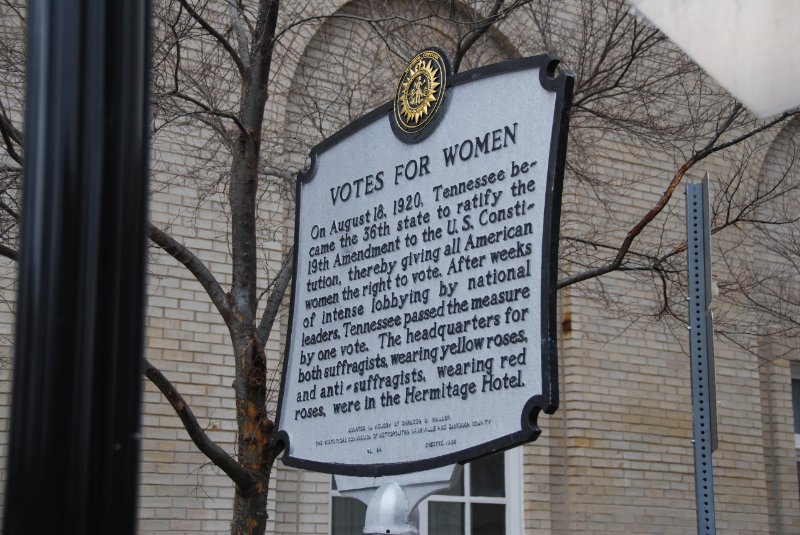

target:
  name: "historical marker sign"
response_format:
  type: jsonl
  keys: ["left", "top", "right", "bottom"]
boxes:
{"left": 275, "top": 52, "right": 573, "bottom": 476}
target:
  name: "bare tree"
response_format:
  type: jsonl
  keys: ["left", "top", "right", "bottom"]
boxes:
{"left": 521, "top": 0, "right": 800, "bottom": 357}
{"left": 1, "top": 0, "right": 798, "bottom": 534}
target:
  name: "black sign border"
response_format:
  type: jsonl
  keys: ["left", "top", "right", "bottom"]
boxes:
{"left": 274, "top": 54, "right": 574, "bottom": 477}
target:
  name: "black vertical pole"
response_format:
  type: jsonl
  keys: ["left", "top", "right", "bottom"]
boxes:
{"left": 3, "top": 0, "right": 150, "bottom": 533}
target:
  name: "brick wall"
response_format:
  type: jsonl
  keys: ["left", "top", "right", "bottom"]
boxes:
{"left": 0, "top": 1, "right": 798, "bottom": 534}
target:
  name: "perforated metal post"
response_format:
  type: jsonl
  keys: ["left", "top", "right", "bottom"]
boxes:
{"left": 686, "top": 174, "right": 717, "bottom": 535}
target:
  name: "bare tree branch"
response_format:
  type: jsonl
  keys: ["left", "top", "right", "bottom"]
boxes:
{"left": 257, "top": 254, "right": 293, "bottom": 343}
{"left": 0, "top": 243, "right": 18, "bottom": 262}
{"left": 0, "top": 197, "right": 20, "bottom": 222}
{"left": 226, "top": 0, "right": 250, "bottom": 61}
{"left": 156, "top": 90, "right": 249, "bottom": 136}
{"left": 0, "top": 101, "right": 21, "bottom": 145}
{"left": 274, "top": 13, "right": 433, "bottom": 41}
{"left": 452, "top": 0, "right": 504, "bottom": 73}
{"left": 178, "top": 0, "right": 247, "bottom": 78}
{"left": 559, "top": 109, "right": 800, "bottom": 289}
{"left": 148, "top": 223, "right": 233, "bottom": 325}
{"left": 144, "top": 358, "right": 256, "bottom": 492}
{"left": 0, "top": 102, "right": 22, "bottom": 165}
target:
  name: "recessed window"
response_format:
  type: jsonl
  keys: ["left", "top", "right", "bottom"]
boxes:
{"left": 330, "top": 484, "right": 366, "bottom": 535}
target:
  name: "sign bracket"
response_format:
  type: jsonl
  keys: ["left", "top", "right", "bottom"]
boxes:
{"left": 334, "top": 465, "right": 461, "bottom": 535}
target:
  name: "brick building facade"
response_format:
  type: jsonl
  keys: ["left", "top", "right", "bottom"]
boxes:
{"left": 1, "top": 1, "right": 798, "bottom": 533}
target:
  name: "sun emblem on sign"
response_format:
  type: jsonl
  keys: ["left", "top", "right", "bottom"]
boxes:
{"left": 399, "top": 59, "right": 440, "bottom": 124}
{"left": 393, "top": 49, "right": 449, "bottom": 137}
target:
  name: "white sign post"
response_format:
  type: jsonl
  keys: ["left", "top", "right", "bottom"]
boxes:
{"left": 276, "top": 52, "right": 573, "bottom": 480}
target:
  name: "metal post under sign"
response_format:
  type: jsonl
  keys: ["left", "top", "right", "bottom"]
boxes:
{"left": 334, "top": 465, "right": 461, "bottom": 535}
{"left": 686, "top": 173, "right": 718, "bottom": 535}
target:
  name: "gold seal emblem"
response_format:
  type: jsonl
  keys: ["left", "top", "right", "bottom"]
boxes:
{"left": 393, "top": 49, "right": 449, "bottom": 136}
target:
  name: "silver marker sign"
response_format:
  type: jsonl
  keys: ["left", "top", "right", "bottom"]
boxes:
{"left": 275, "top": 52, "right": 573, "bottom": 476}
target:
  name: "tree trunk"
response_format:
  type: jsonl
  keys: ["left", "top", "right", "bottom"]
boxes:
{"left": 228, "top": 3, "right": 280, "bottom": 533}
{"left": 232, "top": 483, "right": 270, "bottom": 535}
{"left": 231, "top": 334, "right": 276, "bottom": 535}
